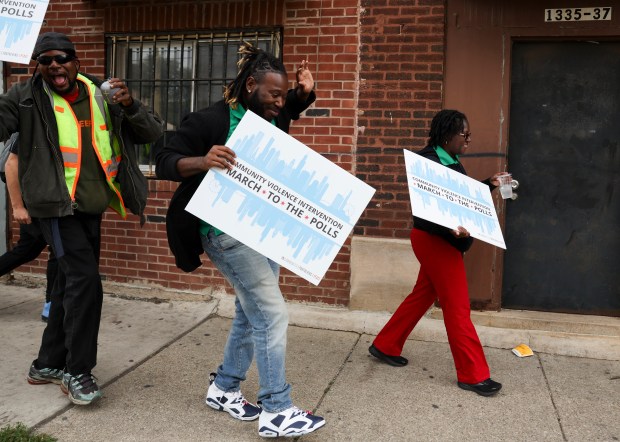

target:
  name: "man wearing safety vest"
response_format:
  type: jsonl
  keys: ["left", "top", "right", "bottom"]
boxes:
{"left": 0, "top": 32, "right": 163, "bottom": 405}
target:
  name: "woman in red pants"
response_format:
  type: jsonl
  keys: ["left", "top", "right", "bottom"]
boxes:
{"left": 369, "top": 109, "right": 505, "bottom": 397}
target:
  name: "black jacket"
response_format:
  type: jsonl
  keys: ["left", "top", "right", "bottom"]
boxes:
{"left": 412, "top": 145, "right": 495, "bottom": 253}
{"left": 156, "top": 90, "right": 316, "bottom": 272}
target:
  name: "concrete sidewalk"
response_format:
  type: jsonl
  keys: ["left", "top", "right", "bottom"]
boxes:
{"left": 1, "top": 282, "right": 619, "bottom": 441}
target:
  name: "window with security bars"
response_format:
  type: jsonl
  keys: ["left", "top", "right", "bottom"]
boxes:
{"left": 105, "top": 29, "right": 282, "bottom": 176}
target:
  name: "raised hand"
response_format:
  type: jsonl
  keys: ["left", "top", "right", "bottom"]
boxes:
{"left": 295, "top": 60, "right": 314, "bottom": 100}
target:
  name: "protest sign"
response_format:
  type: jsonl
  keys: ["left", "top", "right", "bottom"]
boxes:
{"left": 404, "top": 149, "right": 506, "bottom": 249}
{"left": 0, "top": 0, "right": 49, "bottom": 64}
{"left": 186, "top": 110, "right": 376, "bottom": 285}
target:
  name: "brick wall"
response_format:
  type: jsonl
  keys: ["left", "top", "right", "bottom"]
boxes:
{"left": 5, "top": 0, "right": 363, "bottom": 306}
{"left": 4, "top": 0, "right": 447, "bottom": 306}
{"left": 355, "top": 0, "right": 445, "bottom": 240}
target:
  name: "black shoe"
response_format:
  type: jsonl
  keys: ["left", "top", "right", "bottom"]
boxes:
{"left": 457, "top": 378, "right": 502, "bottom": 397}
{"left": 368, "top": 344, "right": 408, "bottom": 367}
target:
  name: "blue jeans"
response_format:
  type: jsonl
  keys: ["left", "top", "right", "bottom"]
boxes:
{"left": 201, "top": 231, "right": 292, "bottom": 413}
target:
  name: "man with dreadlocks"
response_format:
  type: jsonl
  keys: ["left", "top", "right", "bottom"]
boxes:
{"left": 369, "top": 109, "right": 506, "bottom": 397}
{"left": 156, "top": 43, "right": 324, "bottom": 437}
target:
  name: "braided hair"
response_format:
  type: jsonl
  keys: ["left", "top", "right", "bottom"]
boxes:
{"left": 427, "top": 109, "right": 467, "bottom": 148}
{"left": 223, "top": 42, "right": 287, "bottom": 108}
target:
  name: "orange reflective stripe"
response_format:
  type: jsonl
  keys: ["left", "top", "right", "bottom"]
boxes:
{"left": 52, "top": 74, "right": 128, "bottom": 218}
{"left": 59, "top": 145, "right": 78, "bottom": 165}
{"left": 103, "top": 159, "right": 117, "bottom": 177}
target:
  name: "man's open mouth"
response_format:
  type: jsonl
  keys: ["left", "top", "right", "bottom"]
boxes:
{"left": 51, "top": 75, "right": 68, "bottom": 88}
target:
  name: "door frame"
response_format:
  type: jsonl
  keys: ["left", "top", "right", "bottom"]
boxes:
{"left": 444, "top": 0, "right": 620, "bottom": 309}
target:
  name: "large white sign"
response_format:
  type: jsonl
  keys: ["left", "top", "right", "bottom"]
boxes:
{"left": 0, "top": 0, "right": 49, "bottom": 64}
{"left": 404, "top": 149, "right": 506, "bottom": 249}
{"left": 186, "top": 111, "right": 376, "bottom": 285}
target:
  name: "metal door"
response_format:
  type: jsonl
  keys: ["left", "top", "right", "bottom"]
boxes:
{"left": 502, "top": 41, "right": 620, "bottom": 315}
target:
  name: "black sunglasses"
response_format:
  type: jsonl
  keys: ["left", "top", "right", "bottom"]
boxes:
{"left": 37, "top": 54, "right": 76, "bottom": 66}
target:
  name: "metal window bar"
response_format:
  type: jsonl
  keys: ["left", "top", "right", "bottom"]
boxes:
{"left": 105, "top": 29, "right": 282, "bottom": 176}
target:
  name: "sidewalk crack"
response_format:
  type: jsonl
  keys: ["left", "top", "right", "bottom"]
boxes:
{"left": 538, "top": 353, "right": 568, "bottom": 442}
{"left": 311, "top": 333, "right": 362, "bottom": 414}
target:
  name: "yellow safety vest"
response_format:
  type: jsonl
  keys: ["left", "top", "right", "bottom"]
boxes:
{"left": 45, "top": 74, "right": 127, "bottom": 218}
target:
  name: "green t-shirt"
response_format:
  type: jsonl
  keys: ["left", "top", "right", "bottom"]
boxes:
{"left": 198, "top": 104, "right": 276, "bottom": 237}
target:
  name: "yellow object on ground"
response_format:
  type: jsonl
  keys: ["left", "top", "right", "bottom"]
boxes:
{"left": 512, "top": 343, "right": 534, "bottom": 357}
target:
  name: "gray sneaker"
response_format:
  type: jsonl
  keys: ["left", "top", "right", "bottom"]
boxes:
{"left": 26, "top": 362, "right": 64, "bottom": 385}
{"left": 61, "top": 373, "right": 102, "bottom": 405}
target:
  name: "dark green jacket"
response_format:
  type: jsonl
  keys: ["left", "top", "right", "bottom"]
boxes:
{"left": 0, "top": 72, "right": 163, "bottom": 221}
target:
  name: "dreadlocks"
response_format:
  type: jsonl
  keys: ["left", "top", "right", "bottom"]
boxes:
{"left": 427, "top": 109, "right": 467, "bottom": 148}
{"left": 223, "top": 42, "right": 287, "bottom": 108}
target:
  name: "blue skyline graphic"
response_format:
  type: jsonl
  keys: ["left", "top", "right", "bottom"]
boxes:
{"left": 210, "top": 130, "right": 355, "bottom": 265}
{"left": 231, "top": 131, "right": 354, "bottom": 224}
{"left": 0, "top": 18, "right": 36, "bottom": 48}
{"left": 408, "top": 161, "right": 499, "bottom": 235}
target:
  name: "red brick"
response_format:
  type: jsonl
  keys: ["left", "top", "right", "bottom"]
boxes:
{"left": 3, "top": 0, "right": 445, "bottom": 307}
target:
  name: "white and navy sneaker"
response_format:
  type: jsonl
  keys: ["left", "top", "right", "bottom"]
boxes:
{"left": 258, "top": 406, "right": 325, "bottom": 438}
{"left": 205, "top": 373, "right": 261, "bottom": 421}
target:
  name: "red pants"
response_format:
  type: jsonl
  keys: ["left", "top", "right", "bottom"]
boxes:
{"left": 373, "top": 229, "right": 490, "bottom": 384}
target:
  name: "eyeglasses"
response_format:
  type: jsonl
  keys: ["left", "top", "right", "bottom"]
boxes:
{"left": 36, "top": 54, "right": 76, "bottom": 66}
{"left": 458, "top": 132, "right": 472, "bottom": 139}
